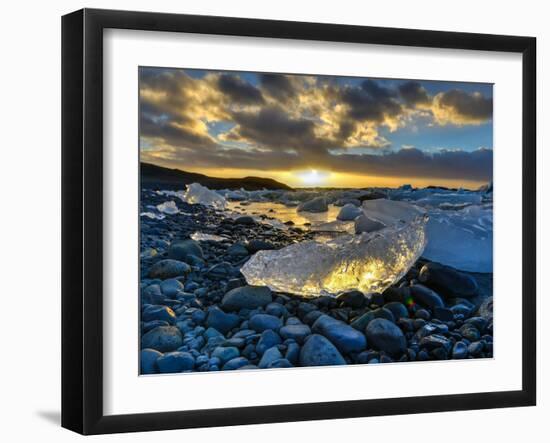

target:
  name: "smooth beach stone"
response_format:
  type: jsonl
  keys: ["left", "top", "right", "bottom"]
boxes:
{"left": 299, "top": 334, "right": 346, "bottom": 366}
{"left": 222, "top": 357, "right": 250, "bottom": 370}
{"left": 211, "top": 346, "right": 240, "bottom": 364}
{"left": 206, "top": 262, "right": 237, "bottom": 279}
{"left": 142, "top": 284, "right": 164, "bottom": 304}
{"left": 168, "top": 239, "right": 204, "bottom": 262}
{"left": 365, "top": 318, "right": 407, "bottom": 356}
{"left": 205, "top": 307, "right": 240, "bottom": 334}
{"left": 141, "top": 326, "right": 183, "bottom": 352}
{"left": 350, "top": 307, "right": 394, "bottom": 332}
{"left": 249, "top": 314, "right": 283, "bottom": 332}
{"left": 383, "top": 302, "right": 409, "bottom": 321}
{"left": 312, "top": 314, "right": 366, "bottom": 354}
{"left": 464, "top": 316, "right": 489, "bottom": 332}
{"left": 410, "top": 284, "right": 445, "bottom": 309}
{"left": 459, "top": 324, "right": 481, "bottom": 341}
{"left": 160, "top": 278, "right": 184, "bottom": 297}
{"left": 246, "top": 239, "right": 275, "bottom": 253}
{"left": 267, "top": 358, "right": 294, "bottom": 368}
{"left": 221, "top": 285, "right": 273, "bottom": 311}
{"left": 142, "top": 305, "right": 176, "bottom": 324}
{"left": 433, "top": 306, "right": 454, "bottom": 322}
{"left": 140, "top": 349, "right": 162, "bottom": 374}
{"left": 256, "top": 329, "right": 282, "bottom": 355}
{"left": 414, "top": 308, "right": 431, "bottom": 320}
{"left": 148, "top": 259, "right": 191, "bottom": 279}
{"left": 419, "top": 334, "right": 453, "bottom": 353}
{"left": 156, "top": 351, "right": 195, "bottom": 373}
{"left": 234, "top": 216, "right": 256, "bottom": 225}
{"left": 452, "top": 341, "right": 469, "bottom": 359}
{"left": 336, "top": 290, "right": 366, "bottom": 308}
{"left": 279, "top": 324, "right": 311, "bottom": 344}
{"left": 227, "top": 243, "right": 249, "bottom": 257}
{"left": 258, "top": 346, "right": 283, "bottom": 368}
{"left": 142, "top": 320, "right": 170, "bottom": 334}
{"left": 285, "top": 342, "right": 300, "bottom": 365}
{"left": 265, "top": 302, "right": 288, "bottom": 317}
{"left": 419, "top": 262, "right": 478, "bottom": 298}
{"left": 297, "top": 197, "right": 328, "bottom": 213}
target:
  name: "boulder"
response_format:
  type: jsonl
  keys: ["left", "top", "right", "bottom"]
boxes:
{"left": 312, "top": 314, "right": 367, "bottom": 354}
{"left": 419, "top": 262, "right": 478, "bottom": 298}
{"left": 299, "top": 334, "right": 346, "bottom": 366}
{"left": 365, "top": 318, "right": 407, "bottom": 356}
{"left": 148, "top": 259, "right": 191, "bottom": 279}
{"left": 221, "top": 285, "right": 273, "bottom": 311}
{"left": 141, "top": 326, "right": 183, "bottom": 352}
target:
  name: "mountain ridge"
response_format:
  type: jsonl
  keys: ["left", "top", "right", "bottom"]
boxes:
{"left": 141, "top": 162, "right": 293, "bottom": 191}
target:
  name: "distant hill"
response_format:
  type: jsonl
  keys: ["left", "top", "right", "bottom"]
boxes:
{"left": 141, "top": 162, "right": 292, "bottom": 191}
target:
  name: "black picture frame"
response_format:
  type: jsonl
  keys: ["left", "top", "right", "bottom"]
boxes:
{"left": 62, "top": 8, "right": 537, "bottom": 435}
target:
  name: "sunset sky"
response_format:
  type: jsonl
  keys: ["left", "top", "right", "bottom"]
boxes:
{"left": 139, "top": 67, "right": 493, "bottom": 189}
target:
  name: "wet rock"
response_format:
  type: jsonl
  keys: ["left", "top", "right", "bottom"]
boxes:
{"left": 160, "top": 278, "right": 184, "bottom": 297}
{"left": 256, "top": 330, "right": 282, "bottom": 355}
{"left": 140, "top": 349, "right": 162, "bottom": 374}
{"left": 279, "top": 324, "right": 312, "bottom": 344}
{"left": 433, "top": 306, "right": 454, "bottom": 322}
{"left": 148, "top": 259, "right": 191, "bottom": 279}
{"left": 156, "top": 351, "right": 195, "bottom": 372}
{"left": 365, "top": 318, "right": 406, "bottom": 356}
{"left": 419, "top": 262, "right": 478, "bottom": 298}
{"left": 212, "top": 346, "right": 240, "bottom": 364}
{"left": 299, "top": 334, "right": 346, "bottom": 366}
{"left": 234, "top": 216, "right": 256, "bottom": 225}
{"left": 141, "top": 326, "right": 183, "bottom": 352}
{"left": 222, "top": 357, "right": 250, "bottom": 370}
{"left": 249, "top": 314, "right": 283, "bottom": 332}
{"left": 312, "top": 314, "right": 366, "bottom": 354}
{"left": 221, "top": 285, "right": 273, "bottom": 311}
{"left": 410, "top": 284, "right": 444, "bottom": 309}
{"left": 259, "top": 346, "right": 283, "bottom": 368}
{"left": 168, "top": 239, "right": 204, "bottom": 262}
{"left": 142, "top": 305, "right": 177, "bottom": 324}
{"left": 246, "top": 239, "right": 275, "bottom": 253}
{"left": 206, "top": 307, "right": 240, "bottom": 334}
{"left": 336, "top": 290, "right": 366, "bottom": 308}
{"left": 383, "top": 302, "right": 409, "bottom": 321}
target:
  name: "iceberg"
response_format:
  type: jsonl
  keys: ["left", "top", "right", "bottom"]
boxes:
{"left": 156, "top": 201, "right": 180, "bottom": 215}
{"left": 242, "top": 200, "right": 428, "bottom": 297}
{"left": 182, "top": 183, "right": 227, "bottom": 209}
{"left": 423, "top": 205, "right": 493, "bottom": 272}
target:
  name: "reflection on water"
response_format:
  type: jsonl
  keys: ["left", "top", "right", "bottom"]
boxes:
{"left": 227, "top": 201, "right": 342, "bottom": 228}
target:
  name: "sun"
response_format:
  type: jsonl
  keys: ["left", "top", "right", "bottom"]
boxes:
{"left": 296, "top": 169, "right": 330, "bottom": 186}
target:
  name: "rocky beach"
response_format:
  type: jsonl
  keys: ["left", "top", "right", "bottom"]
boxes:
{"left": 139, "top": 182, "right": 494, "bottom": 374}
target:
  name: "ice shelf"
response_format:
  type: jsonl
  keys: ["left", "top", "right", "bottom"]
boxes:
{"left": 242, "top": 200, "right": 428, "bottom": 297}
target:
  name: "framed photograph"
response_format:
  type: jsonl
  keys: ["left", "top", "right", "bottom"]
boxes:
{"left": 62, "top": 8, "right": 536, "bottom": 435}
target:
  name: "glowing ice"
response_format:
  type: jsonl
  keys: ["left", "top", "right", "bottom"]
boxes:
{"left": 182, "top": 183, "right": 227, "bottom": 210}
{"left": 190, "top": 232, "right": 227, "bottom": 242}
{"left": 242, "top": 200, "right": 428, "bottom": 297}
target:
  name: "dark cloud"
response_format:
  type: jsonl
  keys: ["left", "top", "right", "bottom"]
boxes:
{"left": 260, "top": 74, "right": 296, "bottom": 102}
{"left": 341, "top": 82, "right": 402, "bottom": 122}
{"left": 398, "top": 81, "right": 430, "bottom": 107}
{"left": 217, "top": 74, "right": 264, "bottom": 105}
{"left": 329, "top": 147, "right": 493, "bottom": 182}
{"left": 439, "top": 89, "right": 493, "bottom": 121}
{"left": 230, "top": 106, "right": 330, "bottom": 154}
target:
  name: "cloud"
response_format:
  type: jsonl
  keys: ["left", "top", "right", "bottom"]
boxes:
{"left": 139, "top": 67, "right": 493, "bottom": 183}
{"left": 217, "top": 74, "right": 265, "bottom": 105}
{"left": 398, "top": 81, "right": 430, "bottom": 107}
{"left": 431, "top": 89, "right": 493, "bottom": 125}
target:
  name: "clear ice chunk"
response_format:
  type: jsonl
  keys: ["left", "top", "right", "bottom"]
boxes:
{"left": 183, "top": 183, "right": 227, "bottom": 209}
{"left": 156, "top": 201, "right": 180, "bottom": 215}
{"left": 242, "top": 200, "right": 428, "bottom": 297}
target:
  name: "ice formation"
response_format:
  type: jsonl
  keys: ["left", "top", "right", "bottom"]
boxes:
{"left": 140, "top": 212, "right": 165, "bottom": 220}
{"left": 190, "top": 232, "right": 228, "bottom": 242}
{"left": 156, "top": 201, "right": 180, "bottom": 215}
{"left": 183, "top": 183, "right": 227, "bottom": 209}
{"left": 423, "top": 205, "right": 493, "bottom": 272}
{"left": 242, "top": 200, "right": 428, "bottom": 297}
